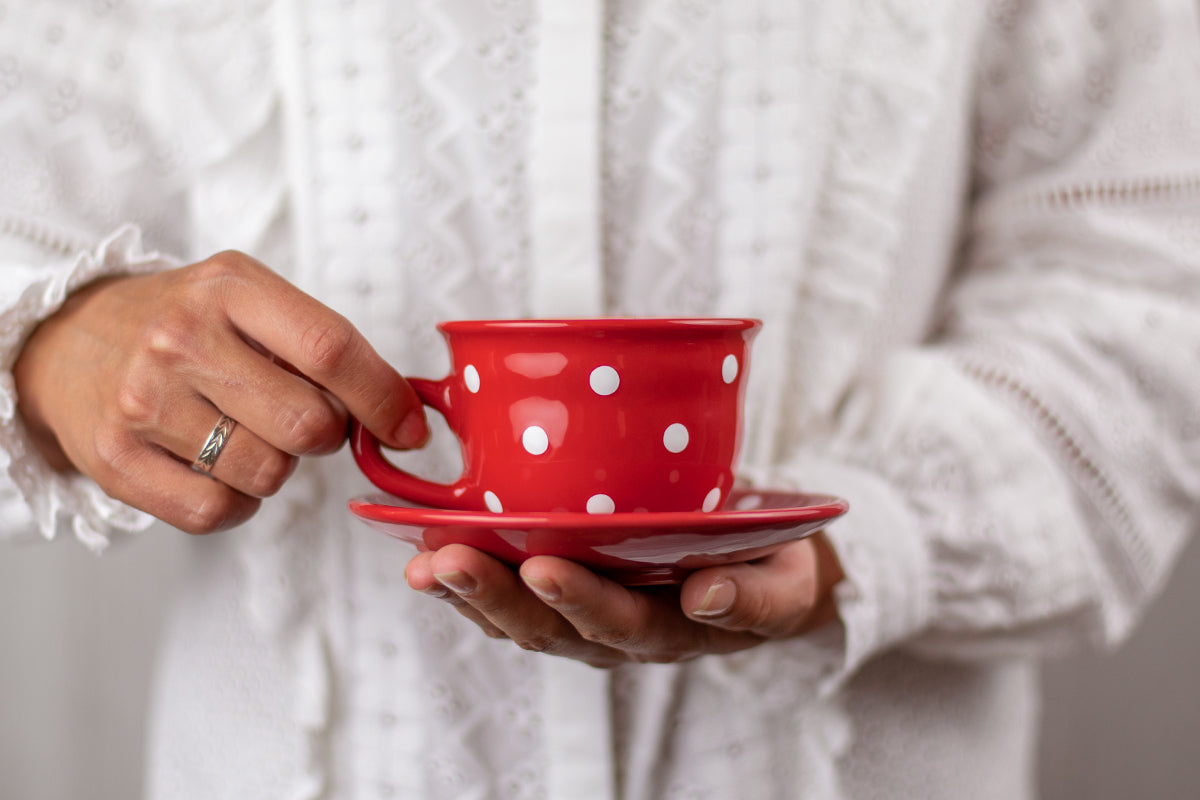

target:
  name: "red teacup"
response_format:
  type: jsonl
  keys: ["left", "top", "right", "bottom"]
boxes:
{"left": 350, "top": 318, "right": 761, "bottom": 514}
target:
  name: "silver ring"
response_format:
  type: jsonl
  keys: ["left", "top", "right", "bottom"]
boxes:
{"left": 192, "top": 414, "right": 237, "bottom": 474}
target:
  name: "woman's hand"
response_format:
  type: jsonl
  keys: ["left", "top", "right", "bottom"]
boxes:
{"left": 13, "top": 250, "right": 428, "bottom": 534}
{"left": 404, "top": 533, "right": 844, "bottom": 667}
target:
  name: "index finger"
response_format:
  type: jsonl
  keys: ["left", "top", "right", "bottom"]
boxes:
{"left": 214, "top": 253, "right": 428, "bottom": 449}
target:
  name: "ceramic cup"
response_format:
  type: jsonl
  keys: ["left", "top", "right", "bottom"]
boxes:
{"left": 350, "top": 318, "right": 761, "bottom": 515}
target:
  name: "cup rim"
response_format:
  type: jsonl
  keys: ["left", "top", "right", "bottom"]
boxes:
{"left": 437, "top": 317, "right": 762, "bottom": 335}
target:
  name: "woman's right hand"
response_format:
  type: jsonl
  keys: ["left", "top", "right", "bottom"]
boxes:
{"left": 12, "top": 250, "right": 428, "bottom": 534}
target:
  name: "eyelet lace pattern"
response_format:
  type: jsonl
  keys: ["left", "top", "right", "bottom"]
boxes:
{"left": 2, "top": 1, "right": 1199, "bottom": 798}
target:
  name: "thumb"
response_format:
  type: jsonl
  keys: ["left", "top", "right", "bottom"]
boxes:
{"left": 681, "top": 533, "right": 844, "bottom": 639}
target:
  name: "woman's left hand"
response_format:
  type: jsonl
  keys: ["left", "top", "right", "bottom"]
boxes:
{"left": 404, "top": 533, "right": 844, "bottom": 668}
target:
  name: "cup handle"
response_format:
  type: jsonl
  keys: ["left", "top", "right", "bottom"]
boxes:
{"left": 349, "top": 376, "right": 474, "bottom": 509}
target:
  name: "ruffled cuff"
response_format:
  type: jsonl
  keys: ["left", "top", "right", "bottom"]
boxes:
{"left": 0, "top": 224, "right": 179, "bottom": 551}
{"left": 743, "top": 456, "right": 933, "bottom": 694}
{"left": 753, "top": 342, "right": 1124, "bottom": 688}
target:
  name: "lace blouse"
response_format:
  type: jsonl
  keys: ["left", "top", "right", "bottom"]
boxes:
{"left": 2, "top": 1, "right": 1199, "bottom": 798}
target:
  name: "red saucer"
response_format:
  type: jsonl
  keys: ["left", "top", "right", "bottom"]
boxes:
{"left": 348, "top": 488, "right": 848, "bottom": 585}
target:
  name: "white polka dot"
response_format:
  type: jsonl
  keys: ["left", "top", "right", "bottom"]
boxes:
{"left": 586, "top": 494, "right": 615, "bottom": 515}
{"left": 464, "top": 365, "right": 481, "bottom": 393}
{"left": 722, "top": 354, "right": 739, "bottom": 384}
{"left": 589, "top": 365, "right": 620, "bottom": 396}
{"left": 663, "top": 423, "right": 690, "bottom": 453}
{"left": 484, "top": 491, "right": 503, "bottom": 513}
{"left": 702, "top": 487, "right": 722, "bottom": 512}
{"left": 522, "top": 425, "right": 549, "bottom": 455}
{"left": 735, "top": 494, "right": 763, "bottom": 510}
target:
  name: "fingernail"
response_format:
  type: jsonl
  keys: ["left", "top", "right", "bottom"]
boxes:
{"left": 395, "top": 408, "right": 430, "bottom": 449}
{"left": 420, "top": 584, "right": 452, "bottom": 600}
{"left": 524, "top": 576, "right": 561, "bottom": 604}
{"left": 692, "top": 578, "right": 735, "bottom": 618}
{"left": 434, "top": 570, "right": 476, "bottom": 596}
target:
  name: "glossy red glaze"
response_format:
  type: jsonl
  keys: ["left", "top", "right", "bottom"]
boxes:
{"left": 347, "top": 488, "right": 849, "bottom": 585}
{"left": 351, "top": 318, "right": 762, "bottom": 514}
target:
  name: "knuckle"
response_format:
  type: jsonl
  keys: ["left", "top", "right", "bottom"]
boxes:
{"left": 247, "top": 451, "right": 297, "bottom": 497}
{"left": 299, "top": 317, "right": 359, "bottom": 376}
{"left": 90, "top": 426, "right": 141, "bottom": 477}
{"left": 279, "top": 402, "right": 344, "bottom": 454}
{"left": 579, "top": 626, "right": 636, "bottom": 650}
{"left": 182, "top": 494, "right": 259, "bottom": 535}
{"left": 441, "top": 593, "right": 469, "bottom": 608}
{"left": 186, "top": 252, "right": 263, "bottom": 310}
{"left": 113, "top": 380, "right": 160, "bottom": 429}
{"left": 196, "top": 250, "right": 253, "bottom": 280}
{"left": 181, "top": 497, "right": 231, "bottom": 534}
{"left": 140, "top": 317, "right": 201, "bottom": 364}
{"left": 512, "top": 633, "right": 557, "bottom": 654}
{"left": 730, "top": 590, "right": 776, "bottom": 631}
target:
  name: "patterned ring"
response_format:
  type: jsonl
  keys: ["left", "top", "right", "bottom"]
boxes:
{"left": 191, "top": 413, "right": 237, "bottom": 474}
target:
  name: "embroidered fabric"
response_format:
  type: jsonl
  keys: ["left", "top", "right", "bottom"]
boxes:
{"left": 2, "top": 0, "right": 1199, "bottom": 798}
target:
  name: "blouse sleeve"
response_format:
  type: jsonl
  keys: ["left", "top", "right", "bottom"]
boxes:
{"left": 0, "top": 0, "right": 274, "bottom": 550}
{"left": 793, "top": 0, "right": 1200, "bottom": 683}
{"left": 0, "top": 228, "right": 177, "bottom": 550}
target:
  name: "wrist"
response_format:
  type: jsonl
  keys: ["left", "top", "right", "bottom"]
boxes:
{"left": 14, "top": 327, "right": 74, "bottom": 472}
{"left": 807, "top": 530, "right": 846, "bottom": 630}
{"left": 12, "top": 277, "right": 122, "bottom": 472}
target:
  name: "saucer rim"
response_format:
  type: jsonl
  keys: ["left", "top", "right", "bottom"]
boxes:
{"left": 347, "top": 488, "right": 848, "bottom": 531}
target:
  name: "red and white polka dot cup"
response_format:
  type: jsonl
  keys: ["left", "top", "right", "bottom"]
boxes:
{"left": 350, "top": 318, "right": 761, "bottom": 515}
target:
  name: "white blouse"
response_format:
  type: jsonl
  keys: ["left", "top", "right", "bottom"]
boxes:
{"left": 3, "top": 1, "right": 1199, "bottom": 798}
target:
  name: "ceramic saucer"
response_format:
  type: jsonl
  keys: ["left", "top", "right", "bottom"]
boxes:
{"left": 347, "top": 488, "right": 848, "bottom": 585}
